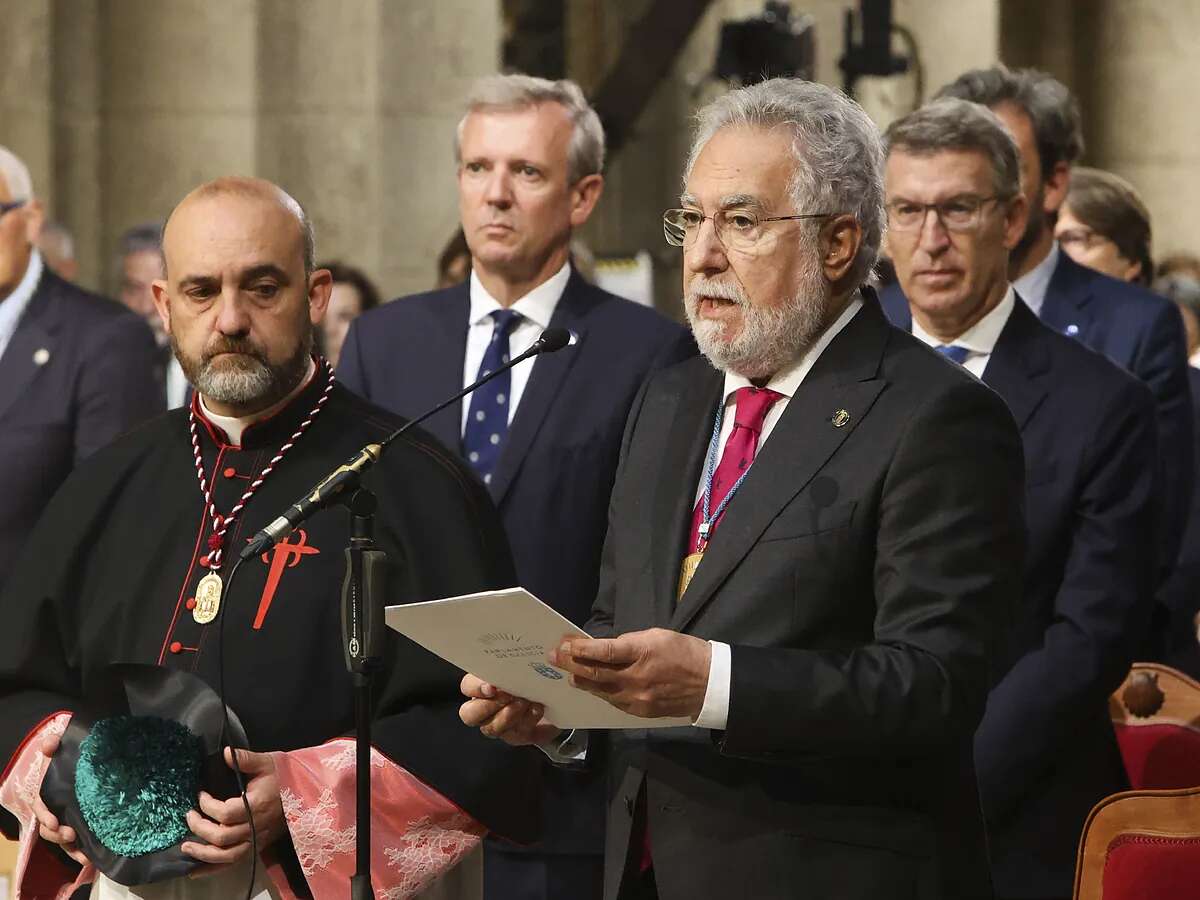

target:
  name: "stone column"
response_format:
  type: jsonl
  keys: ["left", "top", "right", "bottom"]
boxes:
{"left": 98, "top": 0, "right": 259, "bottom": 290}
{"left": 374, "top": 0, "right": 502, "bottom": 297}
{"left": 1071, "top": 0, "right": 1200, "bottom": 263}
{"left": 0, "top": 1, "right": 54, "bottom": 227}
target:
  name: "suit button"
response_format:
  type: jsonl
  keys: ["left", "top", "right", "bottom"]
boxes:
{"left": 169, "top": 641, "right": 183, "bottom": 654}
{"left": 624, "top": 796, "right": 635, "bottom": 816}
{"left": 223, "top": 467, "right": 238, "bottom": 479}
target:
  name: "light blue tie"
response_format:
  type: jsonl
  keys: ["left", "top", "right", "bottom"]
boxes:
{"left": 936, "top": 344, "right": 971, "bottom": 365}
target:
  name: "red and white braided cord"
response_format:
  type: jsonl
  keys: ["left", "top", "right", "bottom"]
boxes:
{"left": 189, "top": 360, "right": 336, "bottom": 570}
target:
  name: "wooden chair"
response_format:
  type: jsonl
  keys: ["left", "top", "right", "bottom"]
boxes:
{"left": 1109, "top": 663, "right": 1200, "bottom": 789}
{"left": 1074, "top": 787, "right": 1200, "bottom": 899}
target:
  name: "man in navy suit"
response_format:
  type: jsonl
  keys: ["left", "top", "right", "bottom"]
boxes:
{"left": 885, "top": 65, "right": 1193, "bottom": 660}
{"left": 338, "top": 75, "right": 693, "bottom": 900}
{"left": 881, "top": 99, "right": 1159, "bottom": 900}
{"left": 0, "top": 145, "right": 161, "bottom": 591}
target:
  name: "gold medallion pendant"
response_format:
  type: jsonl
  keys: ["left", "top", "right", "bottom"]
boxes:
{"left": 193, "top": 572, "right": 223, "bottom": 624}
{"left": 677, "top": 552, "right": 704, "bottom": 601}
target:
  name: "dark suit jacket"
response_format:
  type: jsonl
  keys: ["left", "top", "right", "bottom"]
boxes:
{"left": 881, "top": 292, "right": 1159, "bottom": 897}
{"left": 337, "top": 269, "right": 695, "bottom": 855}
{"left": 589, "top": 292, "right": 1025, "bottom": 900}
{"left": 1164, "top": 366, "right": 1200, "bottom": 678}
{"left": 884, "top": 253, "right": 1192, "bottom": 654}
{"left": 0, "top": 267, "right": 162, "bottom": 588}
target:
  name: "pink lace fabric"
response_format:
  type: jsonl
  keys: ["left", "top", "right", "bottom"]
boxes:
{"left": 270, "top": 739, "right": 485, "bottom": 899}
{"left": 0, "top": 712, "right": 98, "bottom": 899}
{"left": 1, "top": 720, "right": 483, "bottom": 900}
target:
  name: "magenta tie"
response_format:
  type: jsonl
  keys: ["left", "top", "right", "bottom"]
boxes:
{"left": 688, "top": 386, "right": 784, "bottom": 552}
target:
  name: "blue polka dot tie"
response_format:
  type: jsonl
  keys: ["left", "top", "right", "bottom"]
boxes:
{"left": 463, "top": 309, "right": 522, "bottom": 485}
{"left": 936, "top": 344, "right": 971, "bottom": 365}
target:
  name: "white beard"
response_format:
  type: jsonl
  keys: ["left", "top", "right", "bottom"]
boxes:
{"left": 684, "top": 256, "right": 831, "bottom": 380}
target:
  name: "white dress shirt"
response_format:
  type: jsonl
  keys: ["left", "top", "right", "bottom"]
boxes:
{"left": 0, "top": 249, "right": 43, "bottom": 363}
{"left": 460, "top": 262, "right": 570, "bottom": 434}
{"left": 693, "top": 295, "right": 864, "bottom": 731}
{"left": 910, "top": 286, "right": 1015, "bottom": 378}
{"left": 1012, "top": 242, "right": 1059, "bottom": 319}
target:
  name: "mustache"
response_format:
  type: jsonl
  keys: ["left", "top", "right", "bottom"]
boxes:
{"left": 202, "top": 337, "right": 267, "bottom": 364}
{"left": 687, "top": 279, "right": 749, "bottom": 307}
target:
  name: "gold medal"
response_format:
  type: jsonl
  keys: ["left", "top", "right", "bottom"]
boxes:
{"left": 193, "top": 572, "right": 223, "bottom": 624}
{"left": 677, "top": 552, "right": 704, "bottom": 600}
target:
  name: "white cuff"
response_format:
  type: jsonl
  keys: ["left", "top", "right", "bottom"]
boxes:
{"left": 692, "top": 640, "right": 731, "bottom": 730}
{"left": 536, "top": 728, "right": 588, "bottom": 764}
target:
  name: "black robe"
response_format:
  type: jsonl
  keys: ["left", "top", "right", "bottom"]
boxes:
{"left": 0, "top": 371, "right": 540, "bottom": 849}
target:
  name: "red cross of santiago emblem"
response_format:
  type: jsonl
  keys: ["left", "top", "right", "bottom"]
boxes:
{"left": 253, "top": 529, "right": 320, "bottom": 630}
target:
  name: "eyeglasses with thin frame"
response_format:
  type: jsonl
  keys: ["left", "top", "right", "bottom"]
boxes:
{"left": 663, "top": 207, "right": 837, "bottom": 252}
{"left": 1056, "top": 227, "right": 1112, "bottom": 251}
{"left": 0, "top": 200, "right": 25, "bottom": 218}
{"left": 885, "top": 195, "right": 1005, "bottom": 233}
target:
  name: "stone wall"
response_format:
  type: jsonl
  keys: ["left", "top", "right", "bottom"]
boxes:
{"left": 0, "top": 0, "right": 499, "bottom": 298}
{"left": 4, "top": 0, "right": 1198, "bottom": 302}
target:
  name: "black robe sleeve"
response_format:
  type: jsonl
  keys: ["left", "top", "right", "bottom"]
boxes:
{"left": 360, "top": 431, "right": 542, "bottom": 844}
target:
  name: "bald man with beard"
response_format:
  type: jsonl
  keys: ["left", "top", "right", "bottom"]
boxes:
{"left": 0, "top": 177, "right": 538, "bottom": 899}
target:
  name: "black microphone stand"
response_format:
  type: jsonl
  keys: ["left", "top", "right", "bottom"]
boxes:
{"left": 238, "top": 327, "right": 573, "bottom": 899}
{"left": 340, "top": 488, "right": 387, "bottom": 900}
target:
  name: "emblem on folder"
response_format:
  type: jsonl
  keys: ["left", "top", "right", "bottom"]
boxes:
{"left": 530, "top": 662, "right": 564, "bottom": 680}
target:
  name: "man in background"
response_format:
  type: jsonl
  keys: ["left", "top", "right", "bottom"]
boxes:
{"left": 115, "top": 221, "right": 188, "bottom": 408}
{"left": 339, "top": 74, "right": 694, "bottom": 900}
{"left": 0, "top": 144, "right": 160, "bottom": 593}
{"left": 36, "top": 220, "right": 78, "bottom": 281}
{"left": 884, "top": 65, "right": 1194, "bottom": 660}
{"left": 880, "top": 97, "right": 1158, "bottom": 900}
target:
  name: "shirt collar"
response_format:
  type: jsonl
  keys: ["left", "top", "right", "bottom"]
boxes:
{"left": 0, "top": 249, "right": 45, "bottom": 355}
{"left": 911, "top": 285, "right": 1015, "bottom": 355}
{"left": 720, "top": 294, "right": 863, "bottom": 403}
{"left": 468, "top": 260, "right": 571, "bottom": 330}
{"left": 1012, "top": 242, "right": 1059, "bottom": 317}
{"left": 198, "top": 356, "right": 318, "bottom": 446}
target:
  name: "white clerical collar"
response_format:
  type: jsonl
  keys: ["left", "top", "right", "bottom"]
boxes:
{"left": 720, "top": 294, "right": 863, "bottom": 401}
{"left": 468, "top": 260, "right": 570, "bottom": 330}
{"left": 912, "top": 285, "right": 1015, "bottom": 355}
{"left": 1012, "top": 242, "right": 1059, "bottom": 318}
{"left": 199, "top": 356, "right": 317, "bottom": 446}
{"left": 0, "top": 249, "right": 44, "bottom": 362}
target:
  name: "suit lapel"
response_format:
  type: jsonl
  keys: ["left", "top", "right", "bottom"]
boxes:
{"left": 669, "top": 296, "right": 890, "bottom": 633}
{"left": 0, "top": 281, "right": 56, "bottom": 424}
{"left": 419, "top": 287, "right": 471, "bottom": 452}
{"left": 650, "top": 362, "right": 723, "bottom": 625}
{"left": 487, "top": 273, "right": 589, "bottom": 505}
{"left": 1039, "top": 252, "right": 1095, "bottom": 341}
{"left": 980, "top": 298, "right": 1050, "bottom": 431}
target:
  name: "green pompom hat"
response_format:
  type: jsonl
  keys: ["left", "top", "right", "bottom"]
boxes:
{"left": 75, "top": 715, "right": 203, "bottom": 857}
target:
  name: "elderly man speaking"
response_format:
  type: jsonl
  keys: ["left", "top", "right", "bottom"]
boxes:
{"left": 461, "top": 78, "right": 1025, "bottom": 900}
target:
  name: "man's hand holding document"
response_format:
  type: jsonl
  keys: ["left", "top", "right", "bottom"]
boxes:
{"left": 385, "top": 588, "right": 695, "bottom": 747}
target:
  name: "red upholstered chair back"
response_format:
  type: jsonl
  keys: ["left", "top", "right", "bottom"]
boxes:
{"left": 1074, "top": 787, "right": 1200, "bottom": 900}
{"left": 1110, "top": 663, "right": 1200, "bottom": 790}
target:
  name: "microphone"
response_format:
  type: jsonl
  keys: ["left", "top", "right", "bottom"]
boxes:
{"left": 240, "top": 326, "right": 573, "bottom": 560}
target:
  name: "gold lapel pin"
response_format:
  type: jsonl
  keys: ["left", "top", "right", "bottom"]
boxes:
{"left": 831, "top": 409, "right": 850, "bottom": 428}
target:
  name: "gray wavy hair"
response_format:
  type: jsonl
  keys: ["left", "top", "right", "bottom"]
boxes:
{"left": 685, "top": 78, "right": 885, "bottom": 290}
{"left": 455, "top": 74, "right": 606, "bottom": 184}
{"left": 884, "top": 98, "right": 1022, "bottom": 200}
